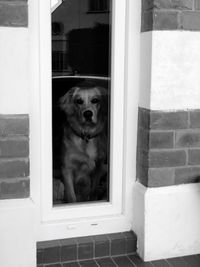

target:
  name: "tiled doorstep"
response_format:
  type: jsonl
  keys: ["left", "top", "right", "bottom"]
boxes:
{"left": 37, "top": 254, "right": 200, "bottom": 267}
{"left": 37, "top": 232, "right": 137, "bottom": 265}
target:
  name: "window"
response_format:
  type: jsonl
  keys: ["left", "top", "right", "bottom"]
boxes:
{"left": 52, "top": 0, "right": 112, "bottom": 205}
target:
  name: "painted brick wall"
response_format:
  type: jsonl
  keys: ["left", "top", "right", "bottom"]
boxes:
{"left": 137, "top": 108, "right": 200, "bottom": 187}
{"left": 0, "top": 0, "right": 29, "bottom": 199}
{"left": 0, "top": 0, "right": 28, "bottom": 27}
{"left": 141, "top": 0, "right": 200, "bottom": 31}
{"left": 0, "top": 115, "right": 29, "bottom": 199}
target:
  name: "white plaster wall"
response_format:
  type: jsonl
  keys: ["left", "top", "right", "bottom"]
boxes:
{"left": 140, "top": 31, "right": 200, "bottom": 110}
{"left": 133, "top": 182, "right": 200, "bottom": 261}
{"left": 0, "top": 199, "right": 36, "bottom": 267}
{"left": 0, "top": 27, "right": 29, "bottom": 114}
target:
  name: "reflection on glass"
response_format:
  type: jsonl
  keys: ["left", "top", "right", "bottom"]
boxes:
{"left": 52, "top": 0, "right": 112, "bottom": 205}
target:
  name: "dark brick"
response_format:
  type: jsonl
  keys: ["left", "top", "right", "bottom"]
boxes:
{"left": 142, "top": 0, "right": 154, "bottom": 11}
{"left": 190, "top": 110, "right": 200, "bottom": 128}
{"left": 78, "top": 244, "right": 93, "bottom": 260}
{"left": 61, "top": 243, "right": 77, "bottom": 262}
{"left": 37, "top": 248, "right": 44, "bottom": 265}
{"left": 137, "top": 149, "right": 149, "bottom": 167}
{"left": 175, "top": 167, "right": 200, "bottom": 184}
{"left": 42, "top": 240, "right": 61, "bottom": 264}
{"left": 180, "top": 11, "right": 200, "bottom": 31}
{"left": 142, "top": 0, "right": 193, "bottom": 10}
{"left": 94, "top": 242, "right": 109, "bottom": 258}
{"left": 0, "top": 178, "right": 29, "bottom": 199}
{"left": 0, "top": 115, "right": 29, "bottom": 136}
{"left": 149, "top": 150, "right": 186, "bottom": 167}
{"left": 0, "top": 3, "right": 28, "bottom": 27}
{"left": 188, "top": 149, "right": 200, "bottom": 165}
{"left": 154, "top": 11, "right": 179, "bottom": 30}
{"left": 176, "top": 130, "right": 200, "bottom": 147}
{"left": 123, "top": 232, "right": 137, "bottom": 254}
{"left": 195, "top": 0, "right": 200, "bottom": 10}
{"left": 0, "top": 159, "right": 29, "bottom": 178}
{"left": 92, "top": 235, "right": 109, "bottom": 258}
{"left": 148, "top": 168, "right": 175, "bottom": 187}
{"left": 137, "top": 129, "right": 149, "bottom": 150}
{"left": 77, "top": 236, "right": 93, "bottom": 245}
{"left": 150, "top": 132, "right": 174, "bottom": 149}
{"left": 141, "top": 11, "right": 154, "bottom": 32}
{"left": 108, "top": 233, "right": 126, "bottom": 256}
{"left": 0, "top": 138, "right": 29, "bottom": 157}
{"left": 151, "top": 111, "right": 188, "bottom": 130}
{"left": 138, "top": 108, "right": 150, "bottom": 130}
{"left": 136, "top": 165, "right": 148, "bottom": 187}
{"left": 159, "top": 0, "right": 192, "bottom": 9}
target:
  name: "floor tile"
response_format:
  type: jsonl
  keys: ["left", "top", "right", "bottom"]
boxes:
{"left": 182, "top": 255, "right": 200, "bottom": 266}
{"left": 166, "top": 257, "right": 189, "bottom": 267}
{"left": 79, "top": 260, "right": 98, "bottom": 267}
{"left": 45, "top": 264, "right": 62, "bottom": 267}
{"left": 112, "top": 256, "right": 135, "bottom": 266}
{"left": 63, "top": 262, "right": 80, "bottom": 267}
{"left": 128, "top": 254, "right": 153, "bottom": 267}
{"left": 96, "top": 257, "right": 117, "bottom": 267}
{"left": 151, "top": 259, "right": 171, "bottom": 267}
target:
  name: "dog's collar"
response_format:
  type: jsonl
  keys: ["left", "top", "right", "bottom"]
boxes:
{"left": 80, "top": 132, "right": 92, "bottom": 143}
{"left": 71, "top": 127, "right": 98, "bottom": 143}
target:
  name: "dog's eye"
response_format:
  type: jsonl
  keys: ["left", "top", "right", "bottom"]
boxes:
{"left": 91, "top": 98, "right": 100, "bottom": 104}
{"left": 75, "top": 98, "right": 83, "bottom": 105}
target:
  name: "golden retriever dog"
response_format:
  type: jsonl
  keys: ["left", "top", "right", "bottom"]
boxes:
{"left": 59, "top": 81, "right": 108, "bottom": 203}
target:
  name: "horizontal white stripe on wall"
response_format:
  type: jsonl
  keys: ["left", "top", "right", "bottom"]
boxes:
{"left": 0, "top": 27, "right": 29, "bottom": 114}
{"left": 140, "top": 31, "right": 200, "bottom": 110}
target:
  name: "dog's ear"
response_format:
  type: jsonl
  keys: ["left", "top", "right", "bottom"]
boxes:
{"left": 59, "top": 87, "right": 77, "bottom": 116}
{"left": 98, "top": 86, "right": 107, "bottom": 98}
{"left": 97, "top": 86, "right": 108, "bottom": 117}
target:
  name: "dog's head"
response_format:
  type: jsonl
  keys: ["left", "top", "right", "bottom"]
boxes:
{"left": 60, "top": 82, "right": 108, "bottom": 129}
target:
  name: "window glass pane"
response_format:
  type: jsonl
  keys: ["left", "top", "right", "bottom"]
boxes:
{"left": 52, "top": 0, "right": 112, "bottom": 205}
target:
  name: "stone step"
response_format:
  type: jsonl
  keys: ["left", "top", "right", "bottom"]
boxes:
{"left": 37, "top": 231, "right": 137, "bottom": 266}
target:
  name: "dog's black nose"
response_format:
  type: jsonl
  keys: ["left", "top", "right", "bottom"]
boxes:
{"left": 83, "top": 110, "right": 93, "bottom": 119}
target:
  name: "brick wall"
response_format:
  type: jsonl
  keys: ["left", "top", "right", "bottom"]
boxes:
{"left": 137, "top": 108, "right": 200, "bottom": 187}
{"left": 142, "top": 0, "right": 200, "bottom": 31}
{"left": 0, "top": 115, "right": 29, "bottom": 199}
{"left": 0, "top": 0, "right": 28, "bottom": 27}
{"left": 138, "top": 0, "right": 200, "bottom": 187}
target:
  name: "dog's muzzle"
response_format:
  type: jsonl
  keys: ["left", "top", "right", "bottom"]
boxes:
{"left": 83, "top": 110, "right": 93, "bottom": 121}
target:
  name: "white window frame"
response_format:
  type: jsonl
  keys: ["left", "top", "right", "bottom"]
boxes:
{"left": 32, "top": 0, "right": 141, "bottom": 240}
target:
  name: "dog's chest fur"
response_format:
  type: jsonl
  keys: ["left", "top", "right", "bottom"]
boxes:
{"left": 73, "top": 135, "right": 97, "bottom": 161}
